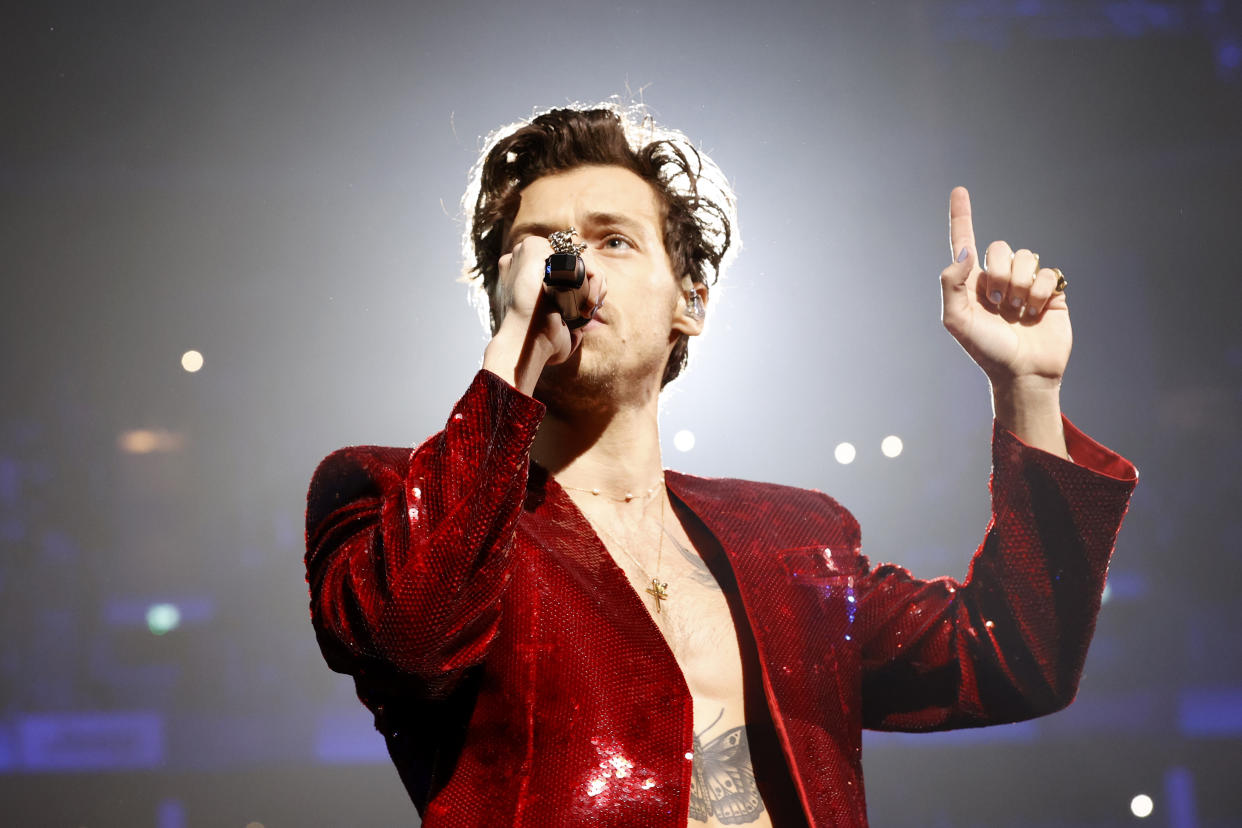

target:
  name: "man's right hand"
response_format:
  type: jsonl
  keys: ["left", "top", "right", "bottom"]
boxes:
{"left": 482, "top": 236, "right": 606, "bottom": 395}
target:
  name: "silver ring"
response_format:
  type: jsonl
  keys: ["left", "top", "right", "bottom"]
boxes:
{"left": 549, "top": 228, "right": 586, "bottom": 255}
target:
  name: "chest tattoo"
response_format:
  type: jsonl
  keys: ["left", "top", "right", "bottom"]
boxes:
{"left": 688, "top": 709, "right": 765, "bottom": 824}
{"left": 664, "top": 528, "right": 721, "bottom": 589}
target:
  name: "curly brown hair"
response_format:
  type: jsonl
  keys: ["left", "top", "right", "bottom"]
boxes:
{"left": 461, "top": 102, "right": 738, "bottom": 388}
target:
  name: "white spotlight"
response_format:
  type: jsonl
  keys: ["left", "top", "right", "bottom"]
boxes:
{"left": 1130, "top": 794, "right": 1153, "bottom": 818}
{"left": 881, "top": 435, "right": 903, "bottom": 458}
{"left": 181, "top": 350, "right": 204, "bottom": 372}
{"left": 834, "top": 442, "right": 856, "bottom": 465}
{"left": 673, "top": 429, "right": 696, "bottom": 452}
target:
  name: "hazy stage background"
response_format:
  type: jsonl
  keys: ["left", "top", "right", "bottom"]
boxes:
{"left": 3, "top": 1, "right": 1239, "bottom": 825}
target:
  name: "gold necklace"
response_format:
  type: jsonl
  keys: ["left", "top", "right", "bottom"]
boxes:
{"left": 558, "top": 478, "right": 664, "bottom": 504}
{"left": 584, "top": 492, "right": 670, "bottom": 613}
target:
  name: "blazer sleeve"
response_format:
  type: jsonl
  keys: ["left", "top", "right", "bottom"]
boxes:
{"left": 304, "top": 369, "right": 545, "bottom": 698}
{"left": 858, "top": 415, "right": 1138, "bottom": 731}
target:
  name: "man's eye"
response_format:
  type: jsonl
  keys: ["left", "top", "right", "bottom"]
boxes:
{"left": 603, "top": 235, "right": 633, "bottom": 250}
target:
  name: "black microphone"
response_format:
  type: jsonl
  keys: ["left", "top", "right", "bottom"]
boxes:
{"left": 542, "top": 229, "right": 596, "bottom": 330}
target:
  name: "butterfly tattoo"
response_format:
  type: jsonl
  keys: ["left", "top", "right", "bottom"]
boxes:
{"left": 688, "top": 709, "right": 764, "bottom": 824}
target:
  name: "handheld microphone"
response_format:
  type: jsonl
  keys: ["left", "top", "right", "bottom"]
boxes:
{"left": 542, "top": 228, "right": 597, "bottom": 330}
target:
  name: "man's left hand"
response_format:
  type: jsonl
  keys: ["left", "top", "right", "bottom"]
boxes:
{"left": 940, "top": 186, "right": 1072, "bottom": 391}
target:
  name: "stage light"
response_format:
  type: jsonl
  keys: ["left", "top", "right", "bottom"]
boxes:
{"left": 881, "top": 435, "right": 903, "bottom": 458}
{"left": 834, "top": 442, "right": 856, "bottom": 465}
{"left": 119, "top": 429, "right": 159, "bottom": 454}
{"left": 118, "top": 428, "right": 185, "bottom": 454}
{"left": 1130, "top": 794, "right": 1153, "bottom": 818}
{"left": 146, "top": 603, "right": 181, "bottom": 636}
{"left": 181, "top": 350, "right": 204, "bottom": 373}
{"left": 674, "top": 429, "right": 696, "bottom": 452}
{"left": 1219, "top": 41, "right": 1241, "bottom": 71}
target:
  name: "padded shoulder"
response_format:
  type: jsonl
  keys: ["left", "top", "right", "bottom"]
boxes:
{"left": 306, "top": 445, "right": 414, "bottom": 535}
{"left": 665, "top": 470, "right": 862, "bottom": 558}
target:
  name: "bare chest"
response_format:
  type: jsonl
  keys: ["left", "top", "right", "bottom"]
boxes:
{"left": 589, "top": 514, "right": 774, "bottom": 827}
{"left": 565, "top": 484, "right": 792, "bottom": 827}
{"left": 593, "top": 511, "right": 743, "bottom": 693}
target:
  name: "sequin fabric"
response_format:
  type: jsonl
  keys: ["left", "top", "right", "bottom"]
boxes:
{"left": 305, "top": 369, "right": 1138, "bottom": 827}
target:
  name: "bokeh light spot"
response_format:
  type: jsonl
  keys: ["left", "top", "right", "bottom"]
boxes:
{"left": 1130, "top": 794, "right": 1153, "bottom": 818}
{"left": 673, "top": 429, "right": 695, "bottom": 452}
{"left": 881, "top": 435, "right": 903, "bottom": 458}
{"left": 1218, "top": 41, "right": 1241, "bottom": 70}
{"left": 834, "top": 442, "right": 856, "bottom": 465}
{"left": 181, "top": 350, "right": 204, "bottom": 372}
{"left": 118, "top": 428, "right": 185, "bottom": 455}
{"left": 146, "top": 603, "right": 181, "bottom": 635}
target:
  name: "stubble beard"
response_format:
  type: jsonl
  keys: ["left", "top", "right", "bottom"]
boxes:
{"left": 533, "top": 335, "right": 668, "bottom": 419}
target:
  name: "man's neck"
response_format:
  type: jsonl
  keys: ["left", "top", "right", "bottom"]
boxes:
{"left": 531, "top": 393, "right": 665, "bottom": 501}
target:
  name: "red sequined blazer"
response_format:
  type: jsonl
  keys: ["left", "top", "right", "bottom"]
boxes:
{"left": 305, "top": 370, "right": 1137, "bottom": 827}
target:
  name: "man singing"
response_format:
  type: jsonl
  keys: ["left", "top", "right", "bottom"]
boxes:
{"left": 304, "top": 103, "right": 1137, "bottom": 826}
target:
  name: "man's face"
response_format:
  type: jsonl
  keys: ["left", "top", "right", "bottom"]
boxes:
{"left": 501, "top": 164, "right": 702, "bottom": 408}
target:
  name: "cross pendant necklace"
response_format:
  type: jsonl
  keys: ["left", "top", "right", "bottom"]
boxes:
{"left": 572, "top": 481, "right": 671, "bottom": 614}
{"left": 645, "top": 578, "right": 670, "bottom": 613}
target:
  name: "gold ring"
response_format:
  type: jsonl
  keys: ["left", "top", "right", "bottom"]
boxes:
{"left": 1051, "top": 267, "right": 1067, "bottom": 293}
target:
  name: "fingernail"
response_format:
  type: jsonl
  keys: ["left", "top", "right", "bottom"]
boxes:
{"left": 956, "top": 247, "right": 969, "bottom": 263}
{"left": 1010, "top": 296, "right": 1022, "bottom": 308}
{"left": 989, "top": 290, "right": 1003, "bottom": 305}
{"left": 1027, "top": 306, "right": 1040, "bottom": 317}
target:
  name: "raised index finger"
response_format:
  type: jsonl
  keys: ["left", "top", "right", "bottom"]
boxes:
{"left": 949, "top": 185, "right": 976, "bottom": 263}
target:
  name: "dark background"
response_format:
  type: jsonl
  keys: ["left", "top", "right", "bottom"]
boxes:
{"left": 2, "top": 1, "right": 1240, "bottom": 825}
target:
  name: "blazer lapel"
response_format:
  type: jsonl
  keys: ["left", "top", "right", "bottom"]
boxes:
{"left": 664, "top": 470, "right": 867, "bottom": 826}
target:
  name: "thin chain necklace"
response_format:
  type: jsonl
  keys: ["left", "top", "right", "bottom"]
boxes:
{"left": 571, "top": 484, "right": 670, "bottom": 613}
{"left": 558, "top": 478, "right": 664, "bottom": 504}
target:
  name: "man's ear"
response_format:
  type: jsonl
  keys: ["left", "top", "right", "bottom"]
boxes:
{"left": 672, "top": 277, "right": 708, "bottom": 337}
